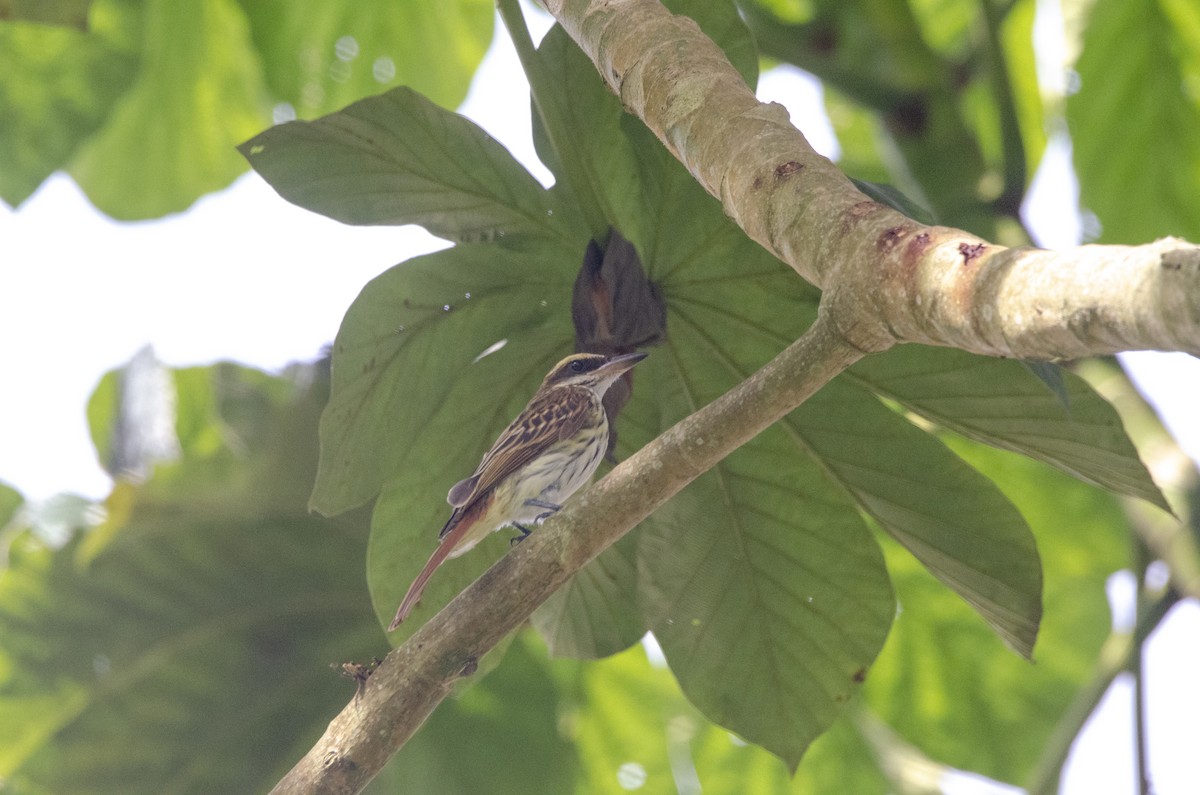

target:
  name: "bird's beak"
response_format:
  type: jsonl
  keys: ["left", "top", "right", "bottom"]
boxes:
{"left": 596, "top": 351, "right": 647, "bottom": 378}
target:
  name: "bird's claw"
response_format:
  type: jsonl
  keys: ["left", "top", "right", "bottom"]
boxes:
{"left": 510, "top": 523, "right": 533, "bottom": 547}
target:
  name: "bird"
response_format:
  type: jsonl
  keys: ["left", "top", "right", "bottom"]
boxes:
{"left": 388, "top": 350, "right": 647, "bottom": 629}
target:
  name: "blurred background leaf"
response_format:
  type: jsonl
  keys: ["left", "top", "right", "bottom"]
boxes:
{"left": 0, "top": 0, "right": 492, "bottom": 217}
{"left": 0, "top": 358, "right": 386, "bottom": 793}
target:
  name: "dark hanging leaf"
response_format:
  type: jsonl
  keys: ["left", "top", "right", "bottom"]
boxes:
{"left": 572, "top": 227, "right": 667, "bottom": 457}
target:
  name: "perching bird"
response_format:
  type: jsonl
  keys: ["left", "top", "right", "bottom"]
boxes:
{"left": 389, "top": 351, "right": 647, "bottom": 629}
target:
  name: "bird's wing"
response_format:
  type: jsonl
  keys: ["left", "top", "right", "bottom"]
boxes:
{"left": 439, "top": 386, "right": 594, "bottom": 539}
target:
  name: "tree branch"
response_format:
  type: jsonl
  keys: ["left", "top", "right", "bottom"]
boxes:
{"left": 1024, "top": 585, "right": 1178, "bottom": 795}
{"left": 546, "top": 0, "right": 1200, "bottom": 358}
{"left": 270, "top": 315, "right": 864, "bottom": 794}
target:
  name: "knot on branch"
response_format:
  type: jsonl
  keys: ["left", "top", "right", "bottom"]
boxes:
{"left": 320, "top": 747, "right": 357, "bottom": 774}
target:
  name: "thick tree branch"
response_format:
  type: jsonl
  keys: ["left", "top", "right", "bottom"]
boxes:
{"left": 546, "top": 0, "right": 1200, "bottom": 359}
{"left": 271, "top": 316, "right": 863, "bottom": 794}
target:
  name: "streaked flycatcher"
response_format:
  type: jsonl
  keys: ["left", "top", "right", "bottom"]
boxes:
{"left": 389, "top": 351, "right": 647, "bottom": 629}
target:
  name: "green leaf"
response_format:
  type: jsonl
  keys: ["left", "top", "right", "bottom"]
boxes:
{"left": 1069, "top": 0, "right": 1200, "bottom": 242}
{"left": 863, "top": 437, "right": 1127, "bottom": 784}
{"left": 240, "top": 86, "right": 572, "bottom": 245}
{"left": 641, "top": 440, "right": 895, "bottom": 770}
{"left": 632, "top": 289, "right": 895, "bottom": 769}
{"left": 311, "top": 243, "right": 580, "bottom": 518}
{"left": 529, "top": 0, "right": 757, "bottom": 245}
{"left": 0, "top": 361, "right": 384, "bottom": 794}
{"left": 907, "top": 0, "right": 976, "bottom": 57}
{"left": 69, "top": 0, "right": 272, "bottom": 219}
{"left": 532, "top": 24, "right": 648, "bottom": 244}
{"left": 84, "top": 369, "right": 120, "bottom": 473}
{"left": 791, "top": 379, "right": 1042, "bottom": 656}
{"left": 239, "top": 0, "right": 492, "bottom": 117}
{"left": 822, "top": 87, "right": 894, "bottom": 186}
{"left": 531, "top": 532, "right": 647, "bottom": 658}
{"left": 851, "top": 346, "right": 1170, "bottom": 510}
{"left": 0, "top": 9, "right": 138, "bottom": 207}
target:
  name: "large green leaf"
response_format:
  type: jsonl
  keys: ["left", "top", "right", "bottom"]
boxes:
{"left": 528, "top": 0, "right": 757, "bottom": 244}
{"left": 0, "top": 4, "right": 138, "bottom": 207}
{"left": 1069, "top": 0, "right": 1200, "bottom": 242}
{"left": 531, "top": 531, "right": 647, "bottom": 658}
{"left": 863, "top": 436, "right": 1128, "bottom": 785}
{"left": 240, "top": 86, "right": 576, "bottom": 245}
{"left": 238, "top": 0, "right": 492, "bottom": 117}
{"left": 851, "top": 346, "right": 1169, "bottom": 510}
{"left": 790, "top": 379, "right": 1042, "bottom": 656}
{"left": 641, "top": 431, "right": 895, "bottom": 770}
{"left": 619, "top": 274, "right": 892, "bottom": 770}
{"left": 531, "top": 24, "right": 649, "bottom": 245}
{"left": 0, "top": 360, "right": 384, "bottom": 793}
{"left": 69, "top": 0, "right": 272, "bottom": 219}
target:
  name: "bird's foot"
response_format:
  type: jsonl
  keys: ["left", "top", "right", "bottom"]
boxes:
{"left": 509, "top": 523, "right": 533, "bottom": 547}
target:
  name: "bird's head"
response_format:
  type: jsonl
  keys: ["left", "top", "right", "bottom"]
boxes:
{"left": 540, "top": 351, "right": 647, "bottom": 395}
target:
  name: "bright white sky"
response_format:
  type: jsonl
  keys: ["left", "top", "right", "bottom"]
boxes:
{"left": 0, "top": 4, "right": 1197, "bottom": 793}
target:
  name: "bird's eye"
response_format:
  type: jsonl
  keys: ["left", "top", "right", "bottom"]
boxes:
{"left": 569, "top": 360, "right": 586, "bottom": 373}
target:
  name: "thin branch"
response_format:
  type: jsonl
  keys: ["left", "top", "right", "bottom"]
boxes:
{"left": 1025, "top": 588, "right": 1178, "bottom": 795}
{"left": 1134, "top": 548, "right": 1152, "bottom": 795}
{"left": 497, "top": 0, "right": 609, "bottom": 240}
{"left": 269, "top": 315, "right": 865, "bottom": 794}
{"left": 979, "top": 0, "right": 1027, "bottom": 218}
{"left": 546, "top": 0, "right": 1200, "bottom": 359}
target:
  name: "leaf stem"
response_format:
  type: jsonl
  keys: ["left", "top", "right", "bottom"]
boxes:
{"left": 978, "top": 0, "right": 1027, "bottom": 218}
{"left": 496, "top": 0, "right": 610, "bottom": 240}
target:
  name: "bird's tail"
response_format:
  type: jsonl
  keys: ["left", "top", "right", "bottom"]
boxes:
{"left": 388, "top": 508, "right": 479, "bottom": 630}
{"left": 388, "top": 539, "right": 454, "bottom": 630}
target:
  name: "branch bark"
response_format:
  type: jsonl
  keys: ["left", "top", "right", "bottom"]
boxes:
{"left": 547, "top": 0, "right": 1200, "bottom": 359}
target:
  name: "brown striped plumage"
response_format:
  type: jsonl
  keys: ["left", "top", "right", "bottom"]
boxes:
{"left": 389, "top": 351, "right": 646, "bottom": 629}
